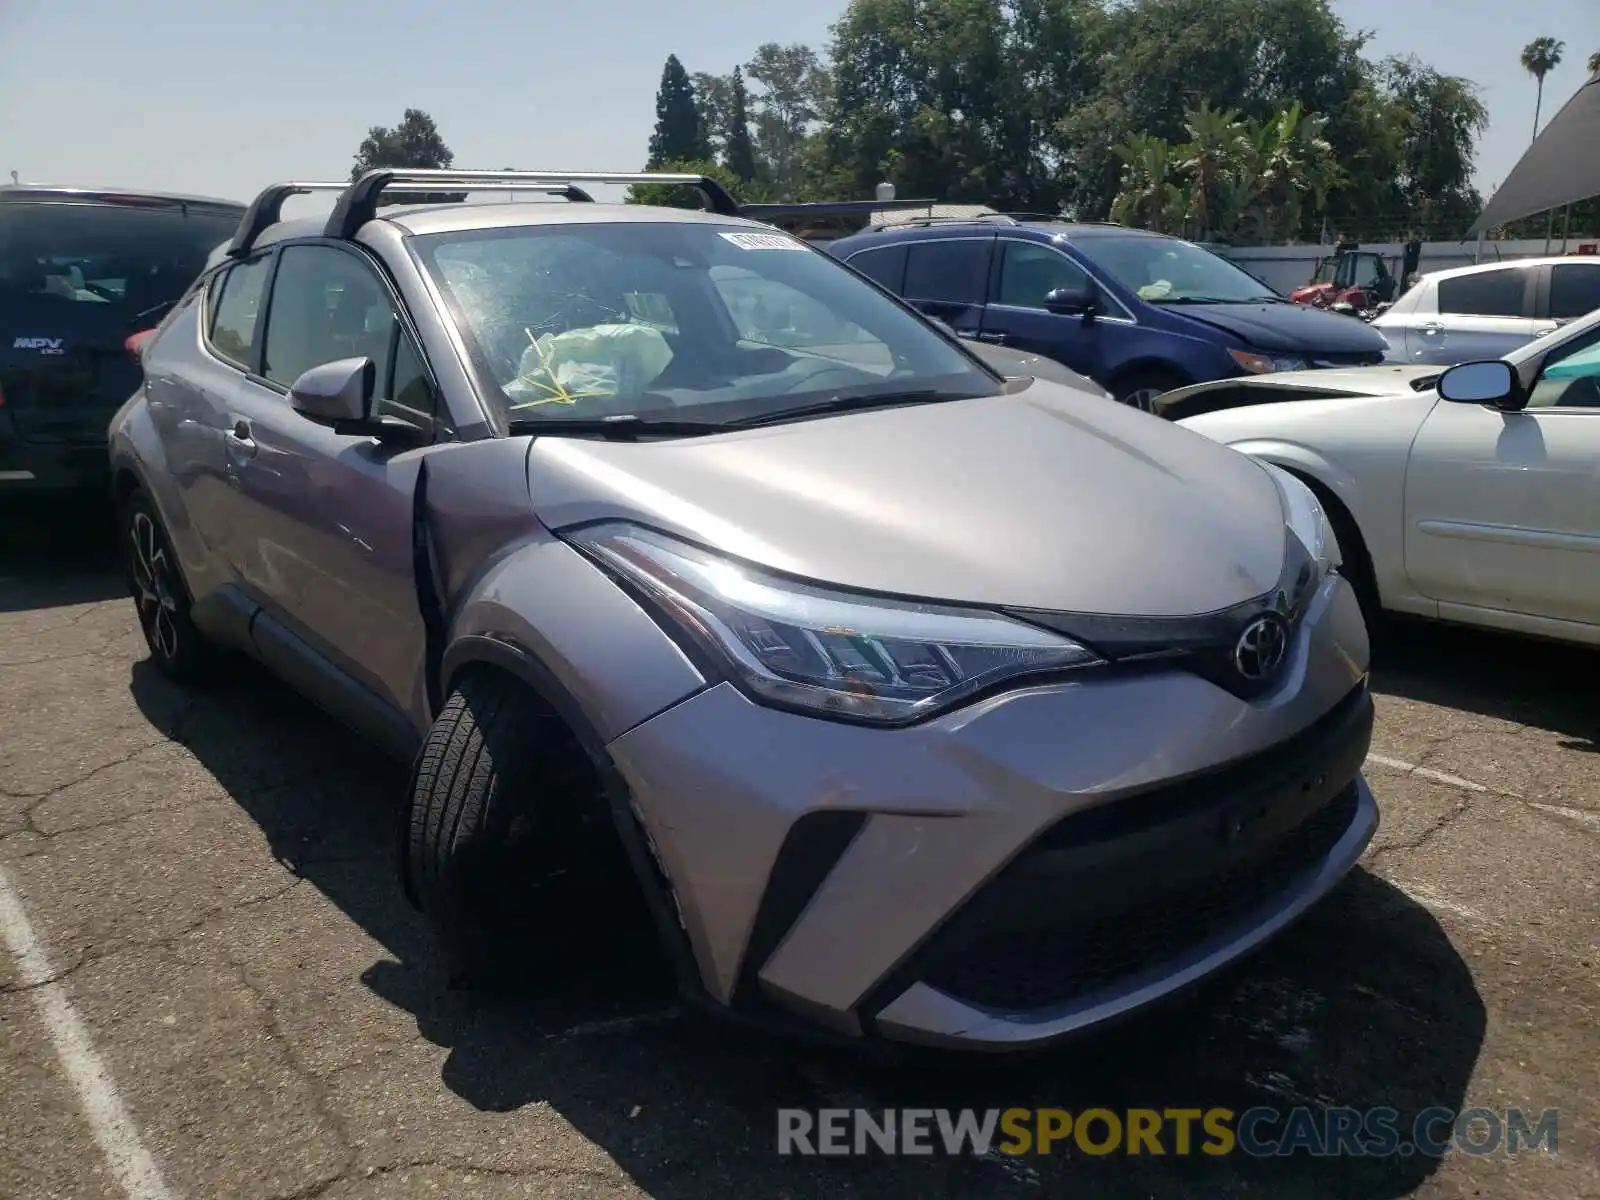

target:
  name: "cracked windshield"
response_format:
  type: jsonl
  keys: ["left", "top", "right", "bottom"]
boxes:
{"left": 418, "top": 223, "right": 995, "bottom": 424}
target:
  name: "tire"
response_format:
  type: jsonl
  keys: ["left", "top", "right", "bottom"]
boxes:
{"left": 1325, "top": 503, "right": 1382, "bottom": 634}
{"left": 404, "top": 670, "right": 641, "bottom": 987}
{"left": 121, "top": 488, "right": 216, "bottom": 681}
{"left": 1112, "top": 367, "right": 1188, "bottom": 414}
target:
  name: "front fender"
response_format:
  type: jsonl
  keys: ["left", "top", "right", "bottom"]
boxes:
{"left": 1216, "top": 439, "right": 1361, "bottom": 518}
{"left": 441, "top": 532, "right": 709, "bottom": 745}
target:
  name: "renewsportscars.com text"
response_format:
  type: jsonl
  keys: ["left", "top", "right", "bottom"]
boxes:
{"left": 777, "top": 1106, "right": 1559, "bottom": 1158}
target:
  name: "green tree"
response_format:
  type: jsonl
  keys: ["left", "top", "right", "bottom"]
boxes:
{"left": 725, "top": 67, "right": 758, "bottom": 183}
{"left": 745, "top": 43, "right": 830, "bottom": 199}
{"left": 350, "top": 108, "right": 458, "bottom": 205}
{"left": 1383, "top": 55, "right": 1488, "bottom": 235}
{"left": 350, "top": 108, "right": 454, "bottom": 180}
{"left": 625, "top": 158, "right": 766, "bottom": 209}
{"left": 647, "top": 54, "right": 709, "bottom": 167}
{"left": 1521, "top": 37, "right": 1565, "bottom": 142}
{"left": 691, "top": 71, "right": 733, "bottom": 158}
{"left": 1589, "top": 49, "right": 1600, "bottom": 76}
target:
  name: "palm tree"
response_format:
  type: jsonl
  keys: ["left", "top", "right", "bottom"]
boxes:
{"left": 1521, "top": 37, "right": 1565, "bottom": 142}
{"left": 1176, "top": 103, "right": 1247, "bottom": 239}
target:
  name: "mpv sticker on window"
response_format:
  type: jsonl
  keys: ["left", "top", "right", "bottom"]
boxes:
{"left": 719, "top": 232, "right": 807, "bottom": 251}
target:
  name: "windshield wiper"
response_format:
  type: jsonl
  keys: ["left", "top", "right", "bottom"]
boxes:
{"left": 506, "top": 414, "right": 728, "bottom": 440}
{"left": 726, "top": 389, "right": 969, "bottom": 429}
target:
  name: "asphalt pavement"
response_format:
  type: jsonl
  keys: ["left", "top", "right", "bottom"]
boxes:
{"left": 0, "top": 503, "right": 1595, "bottom": 1200}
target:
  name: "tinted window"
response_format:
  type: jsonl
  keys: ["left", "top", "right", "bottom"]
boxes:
{"left": 997, "top": 242, "right": 1092, "bottom": 308}
{"left": 263, "top": 246, "right": 397, "bottom": 389}
{"left": 0, "top": 202, "right": 238, "bottom": 319}
{"left": 1437, "top": 269, "right": 1525, "bottom": 317}
{"left": 413, "top": 222, "right": 996, "bottom": 427}
{"left": 847, "top": 245, "right": 907, "bottom": 291}
{"left": 904, "top": 240, "right": 990, "bottom": 305}
{"left": 1549, "top": 264, "right": 1600, "bottom": 321}
{"left": 1527, "top": 326, "right": 1600, "bottom": 408}
{"left": 208, "top": 256, "right": 272, "bottom": 368}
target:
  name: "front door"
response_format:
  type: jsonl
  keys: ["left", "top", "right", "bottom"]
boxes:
{"left": 216, "top": 241, "right": 447, "bottom": 736}
{"left": 1404, "top": 323, "right": 1600, "bottom": 628}
{"left": 979, "top": 239, "right": 1134, "bottom": 382}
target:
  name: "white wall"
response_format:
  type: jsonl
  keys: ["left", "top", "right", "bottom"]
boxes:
{"left": 1220, "top": 239, "right": 1590, "bottom": 294}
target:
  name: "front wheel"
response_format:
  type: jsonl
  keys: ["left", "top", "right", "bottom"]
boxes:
{"left": 1112, "top": 368, "right": 1188, "bottom": 414}
{"left": 404, "top": 670, "right": 644, "bottom": 987}
{"left": 121, "top": 488, "right": 216, "bottom": 681}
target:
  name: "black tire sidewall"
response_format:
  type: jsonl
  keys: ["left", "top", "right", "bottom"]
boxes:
{"left": 121, "top": 488, "right": 212, "bottom": 680}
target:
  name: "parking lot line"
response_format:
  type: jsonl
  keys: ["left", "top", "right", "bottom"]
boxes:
{"left": 0, "top": 865, "right": 175, "bottom": 1200}
{"left": 1365, "top": 753, "right": 1517, "bottom": 797}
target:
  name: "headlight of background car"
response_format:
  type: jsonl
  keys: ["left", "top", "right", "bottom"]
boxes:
{"left": 567, "top": 523, "right": 1102, "bottom": 725}
{"left": 1260, "top": 462, "right": 1341, "bottom": 618}
{"left": 1229, "top": 349, "right": 1309, "bottom": 375}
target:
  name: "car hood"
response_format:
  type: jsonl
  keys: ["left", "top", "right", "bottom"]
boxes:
{"left": 1171, "top": 300, "right": 1390, "bottom": 355}
{"left": 1155, "top": 363, "right": 1442, "bottom": 420}
{"left": 525, "top": 380, "right": 1288, "bottom": 618}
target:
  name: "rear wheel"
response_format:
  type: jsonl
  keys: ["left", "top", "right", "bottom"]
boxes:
{"left": 1112, "top": 367, "right": 1188, "bottom": 414}
{"left": 404, "top": 670, "right": 645, "bottom": 987}
{"left": 121, "top": 488, "right": 215, "bottom": 681}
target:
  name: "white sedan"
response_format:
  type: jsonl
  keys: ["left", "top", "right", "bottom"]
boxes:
{"left": 1164, "top": 308, "right": 1600, "bottom": 647}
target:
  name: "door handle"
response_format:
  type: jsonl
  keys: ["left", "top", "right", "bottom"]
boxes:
{"left": 225, "top": 419, "right": 257, "bottom": 460}
{"left": 977, "top": 332, "right": 1007, "bottom": 343}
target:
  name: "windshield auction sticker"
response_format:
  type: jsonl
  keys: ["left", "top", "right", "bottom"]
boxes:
{"left": 719, "top": 231, "right": 808, "bottom": 251}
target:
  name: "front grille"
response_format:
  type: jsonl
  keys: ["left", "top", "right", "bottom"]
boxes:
{"left": 918, "top": 785, "right": 1360, "bottom": 1012}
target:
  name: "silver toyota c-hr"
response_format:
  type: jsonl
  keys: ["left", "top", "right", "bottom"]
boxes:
{"left": 109, "top": 169, "right": 1377, "bottom": 1052}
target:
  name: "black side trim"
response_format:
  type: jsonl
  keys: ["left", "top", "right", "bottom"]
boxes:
{"left": 410, "top": 461, "right": 448, "bottom": 719}
{"left": 731, "top": 811, "right": 868, "bottom": 1011}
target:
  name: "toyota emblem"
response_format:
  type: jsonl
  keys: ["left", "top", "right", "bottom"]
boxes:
{"left": 1234, "top": 613, "right": 1289, "bottom": 682}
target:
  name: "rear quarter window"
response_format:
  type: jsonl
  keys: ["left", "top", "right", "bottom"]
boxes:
{"left": 1549, "top": 263, "right": 1600, "bottom": 321}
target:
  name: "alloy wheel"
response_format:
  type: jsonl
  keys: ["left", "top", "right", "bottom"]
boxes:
{"left": 129, "top": 510, "right": 181, "bottom": 661}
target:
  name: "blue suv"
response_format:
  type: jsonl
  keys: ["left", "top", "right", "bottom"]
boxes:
{"left": 826, "top": 217, "right": 1390, "bottom": 409}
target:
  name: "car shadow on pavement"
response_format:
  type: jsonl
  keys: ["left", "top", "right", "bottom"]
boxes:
{"left": 130, "top": 654, "right": 1486, "bottom": 1200}
{"left": 1372, "top": 618, "right": 1599, "bottom": 753}
{"left": 0, "top": 497, "right": 125, "bottom": 612}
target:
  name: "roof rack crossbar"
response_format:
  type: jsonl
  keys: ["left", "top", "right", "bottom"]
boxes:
{"left": 381, "top": 182, "right": 594, "bottom": 202}
{"left": 889, "top": 213, "right": 1020, "bottom": 228}
{"left": 325, "top": 168, "right": 741, "bottom": 237}
{"left": 228, "top": 182, "right": 350, "bottom": 258}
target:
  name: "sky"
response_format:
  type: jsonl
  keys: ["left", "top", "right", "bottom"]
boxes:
{"left": 1, "top": 0, "right": 1595, "bottom": 217}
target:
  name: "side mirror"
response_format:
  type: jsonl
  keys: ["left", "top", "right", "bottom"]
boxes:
{"left": 289, "top": 357, "right": 374, "bottom": 427}
{"left": 927, "top": 316, "right": 960, "bottom": 339}
{"left": 1044, "top": 284, "right": 1097, "bottom": 317}
{"left": 1437, "top": 360, "right": 1522, "bottom": 410}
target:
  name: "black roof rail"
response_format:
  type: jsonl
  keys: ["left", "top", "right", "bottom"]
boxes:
{"left": 229, "top": 177, "right": 599, "bottom": 258}
{"left": 324, "top": 168, "right": 742, "bottom": 239}
{"left": 738, "top": 199, "right": 939, "bottom": 220}
{"left": 890, "top": 213, "right": 1019, "bottom": 229}
{"left": 227, "top": 181, "right": 349, "bottom": 258}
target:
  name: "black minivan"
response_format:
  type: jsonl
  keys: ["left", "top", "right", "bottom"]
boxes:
{"left": 1, "top": 187, "right": 244, "bottom": 496}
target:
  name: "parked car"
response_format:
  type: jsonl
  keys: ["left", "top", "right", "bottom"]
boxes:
{"left": 1173, "top": 308, "right": 1600, "bottom": 646}
{"left": 0, "top": 186, "right": 245, "bottom": 495}
{"left": 1371, "top": 255, "right": 1600, "bottom": 366}
{"left": 825, "top": 216, "right": 1390, "bottom": 410}
{"left": 111, "top": 168, "right": 1376, "bottom": 1052}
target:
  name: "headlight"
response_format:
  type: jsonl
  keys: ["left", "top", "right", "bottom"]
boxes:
{"left": 1259, "top": 463, "right": 1340, "bottom": 622}
{"left": 567, "top": 523, "right": 1102, "bottom": 725}
{"left": 1229, "top": 349, "right": 1309, "bottom": 375}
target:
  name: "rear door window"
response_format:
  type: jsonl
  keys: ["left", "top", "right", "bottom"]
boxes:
{"left": 904, "top": 240, "right": 992, "bottom": 306}
{"left": 846, "top": 245, "right": 908, "bottom": 292}
{"left": 1437, "top": 268, "right": 1528, "bottom": 318}
{"left": 208, "top": 256, "right": 273, "bottom": 369}
{"left": 1548, "top": 263, "right": 1600, "bottom": 322}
